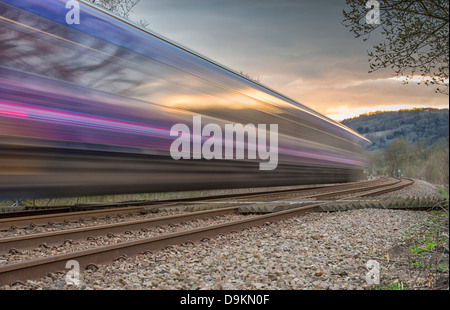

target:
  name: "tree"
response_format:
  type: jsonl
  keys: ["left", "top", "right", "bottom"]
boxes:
{"left": 342, "top": 0, "right": 449, "bottom": 95}
{"left": 239, "top": 70, "right": 262, "bottom": 83}
{"left": 368, "top": 149, "right": 388, "bottom": 175}
{"left": 384, "top": 136, "right": 414, "bottom": 176}
{"left": 87, "top": 0, "right": 149, "bottom": 28}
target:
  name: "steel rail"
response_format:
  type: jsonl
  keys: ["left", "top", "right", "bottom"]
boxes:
{"left": 0, "top": 181, "right": 398, "bottom": 254}
{"left": 1, "top": 179, "right": 380, "bottom": 219}
{"left": 0, "top": 206, "right": 239, "bottom": 255}
{"left": 301, "top": 178, "right": 402, "bottom": 200}
{"left": 0, "top": 178, "right": 414, "bottom": 286}
{"left": 0, "top": 178, "right": 398, "bottom": 254}
{"left": 359, "top": 178, "right": 415, "bottom": 197}
{"left": 0, "top": 178, "right": 388, "bottom": 231}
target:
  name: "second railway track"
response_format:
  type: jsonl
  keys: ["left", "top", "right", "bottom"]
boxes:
{"left": 0, "top": 178, "right": 414, "bottom": 286}
{"left": 0, "top": 177, "right": 391, "bottom": 231}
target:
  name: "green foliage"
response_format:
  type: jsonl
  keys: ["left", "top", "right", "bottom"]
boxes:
{"left": 375, "top": 282, "right": 404, "bottom": 290}
{"left": 410, "top": 262, "right": 424, "bottom": 268}
{"left": 383, "top": 136, "right": 414, "bottom": 177}
{"left": 437, "top": 265, "right": 449, "bottom": 273}
{"left": 437, "top": 186, "right": 449, "bottom": 198}
{"left": 342, "top": 108, "right": 449, "bottom": 152}
{"left": 363, "top": 135, "right": 449, "bottom": 184}
{"left": 342, "top": 109, "right": 449, "bottom": 185}
{"left": 409, "top": 236, "right": 438, "bottom": 254}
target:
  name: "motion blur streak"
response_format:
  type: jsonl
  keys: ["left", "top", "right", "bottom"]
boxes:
{"left": 0, "top": 0, "right": 369, "bottom": 200}
{"left": 0, "top": 101, "right": 170, "bottom": 136}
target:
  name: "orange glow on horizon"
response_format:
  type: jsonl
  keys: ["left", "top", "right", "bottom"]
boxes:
{"left": 326, "top": 104, "right": 449, "bottom": 122}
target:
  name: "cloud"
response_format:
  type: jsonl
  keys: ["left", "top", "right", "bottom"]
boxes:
{"left": 130, "top": 0, "right": 449, "bottom": 122}
{"left": 264, "top": 75, "right": 449, "bottom": 120}
{"left": 131, "top": 0, "right": 369, "bottom": 78}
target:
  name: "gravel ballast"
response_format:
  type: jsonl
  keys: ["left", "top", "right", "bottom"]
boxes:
{"left": 3, "top": 207, "right": 442, "bottom": 290}
{"left": 372, "top": 179, "right": 440, "bottom": 199}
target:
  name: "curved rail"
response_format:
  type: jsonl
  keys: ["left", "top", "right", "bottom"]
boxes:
{"left": 0, "top": 178, "right": 414, "bottom": 286}
{"left": 0, "top": 178, "right": 390, "bottom": 231}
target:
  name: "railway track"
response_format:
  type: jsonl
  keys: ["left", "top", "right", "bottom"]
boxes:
{"left": 0, "top": 178, "right": 414, "bottom": 286}
{"left": 0, "top": 177, "right": 390, "bottom": 231}
{"left": 0, "top": 177, "right": 388, "bottom": 217}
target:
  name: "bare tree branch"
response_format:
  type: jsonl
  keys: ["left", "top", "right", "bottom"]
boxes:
{"left": 343, "top": 0, "right": 449, "bottom": 94}
{"left": 86, "top": 0, "right": 150, "bottom": 28}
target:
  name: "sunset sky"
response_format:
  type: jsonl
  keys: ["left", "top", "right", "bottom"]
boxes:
{"left": 130, "top": 0, "right": 449, "bottom": 121}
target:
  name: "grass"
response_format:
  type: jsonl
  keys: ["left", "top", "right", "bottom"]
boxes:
{"left": 409, "top": 235, "right": 439, "bottom": 254}
{"left": 378, "top": 203, "right": 449, "bottom": 290}
{"left": 375, "top": 282, "right": 404, "bottom": 290}
{"left": 410, "top": 261, "right": 449, "bottom": 272}
{"left": 437, "top": 186, "right": 449, "bottom": 199}
{"left": 410, "top": 262, "right": 424, "bottom": 268}
{"left": 437, "top": 265, "right": 449, "bottom": 273}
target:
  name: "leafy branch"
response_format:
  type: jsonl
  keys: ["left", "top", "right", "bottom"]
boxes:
{"left": 343, "top": 0, "right": 449, "bottom": 94}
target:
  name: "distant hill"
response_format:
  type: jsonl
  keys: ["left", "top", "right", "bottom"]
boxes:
{"left": 341, "top": 108, "right": 449, "bottom": 151}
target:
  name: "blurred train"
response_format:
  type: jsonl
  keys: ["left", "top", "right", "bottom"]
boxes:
{"left": 0, "top": 0, "right": 369, "bottom": 201}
